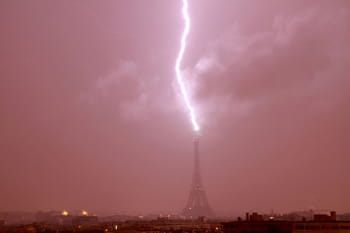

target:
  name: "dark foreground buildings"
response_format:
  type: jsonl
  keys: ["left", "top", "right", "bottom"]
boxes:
{"left": 0, "top": 215, "right": 221, "bottom": 233}
{"left": 222, "top": 211, "right": 350, "bottom": 233}
{"left": 1, "top": 211, "right": 350, "bottom": 233}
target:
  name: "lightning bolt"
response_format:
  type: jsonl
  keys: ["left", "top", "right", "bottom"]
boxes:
{"left": 175, "top": 0, "right": 200, "bottom": 131}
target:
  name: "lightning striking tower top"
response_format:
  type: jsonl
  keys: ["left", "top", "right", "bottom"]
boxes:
{"left": 175, "top": 0, "right": 213, "bottom": 218}
{"left": 175, "top": 0, "right": 200, "bottom": 131}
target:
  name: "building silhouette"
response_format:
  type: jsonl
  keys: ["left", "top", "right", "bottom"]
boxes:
{"left": 182, "top": 135, "right": 214, "bottom": 218}
{"left": 223, "top": 211, "right": 350, "bottom": 233}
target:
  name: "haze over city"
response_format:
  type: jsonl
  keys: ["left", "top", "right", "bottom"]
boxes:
{"left": 1, "top": 0, "right": 350, "bottom": 218}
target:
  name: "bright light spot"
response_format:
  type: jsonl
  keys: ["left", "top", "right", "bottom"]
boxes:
{"left": 215, "top": 227, "right": 219, "bottom": 230}
{"left": 82, "top": 210, "right": 88, "bottom": 216}
{"left": 175, "top": 0, "right": 200, "bottom": 131}
{"left": 115, "top": 225, "right": 118, "bottom": 231}
{"left": 61, "top": 210, "right": 68, "bottom": 216}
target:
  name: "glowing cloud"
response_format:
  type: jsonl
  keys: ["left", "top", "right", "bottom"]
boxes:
{"left": 175, "top": 0, "right": 200, "bottom": 131}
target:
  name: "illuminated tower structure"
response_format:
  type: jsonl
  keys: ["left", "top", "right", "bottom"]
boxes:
{"left": 182, "top": 135, "right": 214, "bottom": 218}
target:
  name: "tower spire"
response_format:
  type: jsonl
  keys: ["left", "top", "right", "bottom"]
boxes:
{"left": 192, "top": 135, "right": 202, "bottom": 189}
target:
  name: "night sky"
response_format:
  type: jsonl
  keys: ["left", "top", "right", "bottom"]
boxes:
{"left": 1, "top": 0, "right": 350, "bottom": 215}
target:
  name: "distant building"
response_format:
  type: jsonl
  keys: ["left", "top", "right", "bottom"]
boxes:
{"left": 35, "top": 211, "right": 74, "bottom": 225}
{"left": 0, "top": 211, "right": 36, "bottom": 225}
{"left": 245, "top": 212, "right": 264, "bottom": 222}
{"left": 59, "top": 215, "right": 74, "bottom": 226}
{"left": 339, "top": 213, "right": 350, "bottom": 221}
{"left": 223, "top": 211, "right": 350, "bottom": 233}
{"left": 313, "top": 211, "right": 336, "bottom": 221}
{"left": 35, "top": 211, "right": 61, "bottom": 223}
{"left": 223, "top": 221, "right": 350, "bottom": 233}
{"left": 72, "top": 215, "right": 98, "bottom": 226}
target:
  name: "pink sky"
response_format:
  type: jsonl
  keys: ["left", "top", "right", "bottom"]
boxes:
{"left": 0, "top": 0, "right": 350, "bottom": 215}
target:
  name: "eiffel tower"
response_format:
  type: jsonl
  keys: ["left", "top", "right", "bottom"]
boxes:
{"left": 182, "top": 135, "right": 214, "bottom": 218}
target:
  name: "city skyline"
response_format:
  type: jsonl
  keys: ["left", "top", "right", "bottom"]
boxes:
{"left": 1, "top": 0, "right": 350, "bottom": 215}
